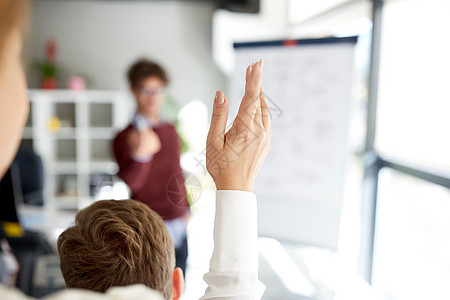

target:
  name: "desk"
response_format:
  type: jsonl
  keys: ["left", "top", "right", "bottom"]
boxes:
{"left": 184, "top": 196, "right": 384, "bottom": 300}
{"left": 11, "top": 205, "right": 75, "bottom": 297}
{"left": 259, "top": 238, "right": 384, "bottom": 300}
{"left": 17, "top": 205, "right": 76, "bottom": 252}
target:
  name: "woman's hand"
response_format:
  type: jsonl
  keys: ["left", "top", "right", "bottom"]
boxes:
{"left": 206, "top": 60, "right": 270, "bottom": 192}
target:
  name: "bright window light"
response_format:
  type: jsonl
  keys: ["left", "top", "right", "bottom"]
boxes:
{"left": 376, "top": 0, "right": 450, "bottom": 173}
{"left": 373, "top": 168, "right": 450, "bottom": 300}
{"left": 259, "top": 237, "right": 316, "bottom": 298}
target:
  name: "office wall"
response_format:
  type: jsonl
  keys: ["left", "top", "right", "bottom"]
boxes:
{"left": 27, "top": 0, "right": 226, "bottom": 108}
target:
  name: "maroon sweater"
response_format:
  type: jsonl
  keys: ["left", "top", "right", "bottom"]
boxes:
{"left": 113, "top": 123, "right": 189, "bottom": 220}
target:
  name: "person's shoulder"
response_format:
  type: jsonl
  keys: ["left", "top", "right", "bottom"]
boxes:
{"left": 43, "top": 284, "right": 164, "bottom": 300}
{"left": 103, "top": 284, "right": 164, "bottom": 300}
{"left": 114, "top": 125, "right": 133, "bottom": 140}
{"left": 0, "top": 285, "right": 31, "bottom": 300}
{"left": 158, "top": 121, "right": 177, "bottom": 134}
{"left": 158, "top": 121, "right": 175, "bottom": 129}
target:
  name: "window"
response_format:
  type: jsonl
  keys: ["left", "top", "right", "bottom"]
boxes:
{"left": 376, "top": 0, "right": 450, "bottom": 172}
{"left": 373, "top": 168, "right": 450, "bottom": 299}
{"left": 370, "top": 0, "right": 450, "bottom": 299}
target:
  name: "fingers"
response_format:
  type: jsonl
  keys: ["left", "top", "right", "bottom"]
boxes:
{"left": 254, "top": 97, "right": 262, "bottom": 126}
{"left": 246, "top": 63, "right": 253, "bottom": 82}
{"left": 260, "top": 87, "right": 271, "bottom": 133}
{"left": 207, "top": 91, "right": 228, "bottom": 149}
{"left": 238, "top": 59, "right": 263, "bottom": 123}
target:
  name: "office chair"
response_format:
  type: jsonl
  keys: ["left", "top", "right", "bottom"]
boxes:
{"left": 13, "top": 147, "right": 44, "bottom": 206}
{"left": 0, "top": 156, "right": 61, "bottom": 297}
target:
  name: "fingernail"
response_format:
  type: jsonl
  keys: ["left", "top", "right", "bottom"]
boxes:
{"left": 260, "top": 59, "right": 264, "bottom": 70}
{"left": 215, "top": 91, "right": 224, "bottom": 105}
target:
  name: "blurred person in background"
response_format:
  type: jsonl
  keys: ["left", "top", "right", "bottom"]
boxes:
{"left": 113, "top": 59, "right": 189, "bottom": 274}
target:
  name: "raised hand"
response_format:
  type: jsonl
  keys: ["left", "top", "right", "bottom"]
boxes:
{"left": 206, "top": 60, "right": 271, "bottom": 192}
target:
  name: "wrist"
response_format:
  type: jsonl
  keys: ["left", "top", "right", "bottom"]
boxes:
{"left": 130, "top": 152, "right": 153, "bottom": 163}
{"left": 132, "top": 147, "right": 157, "bottom": 156}
{"left": 215, "top": 179, "right": 253, "bottom": 192}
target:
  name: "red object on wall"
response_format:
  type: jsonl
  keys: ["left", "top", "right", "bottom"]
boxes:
{"left": 45, "top": 39, "right": 58, "bottom": 62}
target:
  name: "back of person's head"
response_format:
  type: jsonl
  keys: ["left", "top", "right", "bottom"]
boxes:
{"left": 127, "top": 58, "right": 169, "bottom": 89}
{"left": 57, "top": 199, "right": 175, "bottom": 299}
{"left": 0, "top": 0, "right": 29, "bottom": 59}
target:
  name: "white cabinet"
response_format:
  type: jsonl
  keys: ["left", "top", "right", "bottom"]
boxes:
{"left": 24, "top": 90, "right": 132, "bottom": 210}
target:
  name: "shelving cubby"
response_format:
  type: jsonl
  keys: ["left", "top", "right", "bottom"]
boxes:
{"left": 26, "top": 89, "right": 132, "bottom": 210}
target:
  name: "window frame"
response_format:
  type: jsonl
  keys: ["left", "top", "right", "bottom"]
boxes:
{"left": 360, "top": 0, "right": 450, "bottom": 283}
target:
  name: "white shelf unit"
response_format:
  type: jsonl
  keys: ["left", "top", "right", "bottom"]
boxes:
{"left": 25, "top": 90, "right": 131, "bottom": 210}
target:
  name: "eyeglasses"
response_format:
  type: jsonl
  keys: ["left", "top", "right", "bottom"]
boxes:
{"left": 138, "top": 87, "right": 166, "bottom": 98}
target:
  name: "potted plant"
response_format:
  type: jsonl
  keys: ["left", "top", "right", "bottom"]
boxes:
{"left": 32, "top": 38, "right": 61, "bottom": 89}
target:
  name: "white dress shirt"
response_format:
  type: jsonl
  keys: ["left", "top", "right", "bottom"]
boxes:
{"left": 201, "top": 190, "right": 266, "bottom": 299}
{"left": 0, "top": 190, "right": 265, "bottom": 300}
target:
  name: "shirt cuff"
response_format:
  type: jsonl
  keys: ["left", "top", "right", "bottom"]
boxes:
{"left": 210, "top": 190, "right": 259, "bottom": 272}
{"left": 130, "top": 152, "right": 154, "bottom": 163}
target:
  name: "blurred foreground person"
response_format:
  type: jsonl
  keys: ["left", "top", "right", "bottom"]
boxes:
{"left": 0, "top": 0, "right": 29, "bottom": 179}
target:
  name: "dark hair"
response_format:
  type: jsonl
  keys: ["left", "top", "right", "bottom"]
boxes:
{"left": 57, "top": 199, "right": 175, "bottom": 299}
{"left": 127, "top": 59, "right": 169, "bottom": 88}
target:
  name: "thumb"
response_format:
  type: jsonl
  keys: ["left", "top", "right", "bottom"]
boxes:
{"left": 207, "top": 91, "right": 228, "bottom": 149}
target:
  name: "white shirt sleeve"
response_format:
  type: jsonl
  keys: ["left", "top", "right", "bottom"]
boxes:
{"left": 201, "top": 190, "right": 266, "bottom": 300}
